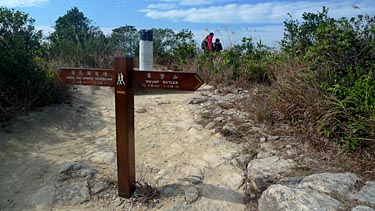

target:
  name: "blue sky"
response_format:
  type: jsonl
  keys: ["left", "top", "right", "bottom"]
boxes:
{"left": 1, "top": 0, "right": 375, "bottom": 47}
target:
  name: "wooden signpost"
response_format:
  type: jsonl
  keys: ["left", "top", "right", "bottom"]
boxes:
{"left": 58, "top": 56, "right": 204, "bottom": 198}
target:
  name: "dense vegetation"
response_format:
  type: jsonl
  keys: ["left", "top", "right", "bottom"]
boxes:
{"left": 277, "top": 7, "right": 375, "bottom": 152}
{"left": 1, "top": 6, "right": 374, "bottom": 154}
{"left": 280, "top": 7, "right": 375, "bottom": 152}
{"left": 196, "top": 7, "right": 375, "bottom": 153}
{"left": 0, "top": 7, "right": 57, "bottom": 120}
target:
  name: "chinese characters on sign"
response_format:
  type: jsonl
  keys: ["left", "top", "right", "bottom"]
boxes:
{"left": 58, "top": 68, "right": 115, "bottom": 86}
{"left": 133, "top": 71, "right": 203, "bottom": 91}
{"left": 141, "top": 72, "right": 180, "bottom": 89}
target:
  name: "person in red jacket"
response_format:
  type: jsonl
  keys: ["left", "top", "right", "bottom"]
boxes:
{"left": 206, "top": 32, "right": 214, "bottom": 52}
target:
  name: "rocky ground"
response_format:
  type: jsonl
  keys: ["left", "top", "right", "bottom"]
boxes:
{"left": 0, "top": 85, "right": 374, "bottom": 211}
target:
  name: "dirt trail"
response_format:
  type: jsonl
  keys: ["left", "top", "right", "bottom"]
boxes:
{"left": 0, "top": 86, "right": 245, "bottom": 211}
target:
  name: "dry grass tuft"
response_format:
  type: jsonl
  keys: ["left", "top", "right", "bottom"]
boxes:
{"left": 132, "top": 180, "right": 160, "bottom": 208}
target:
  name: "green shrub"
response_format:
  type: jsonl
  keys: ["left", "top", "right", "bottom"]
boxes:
{"left": 320, "top": 76, "right": 375, "bottom": 151}
{"left": 0, "top": 7, "right": 59, "bottom": 121}
{"left": 242, "top": 61, "right": 268, "bottom": 83}
{"left": 280, "top": 7, "right": 375, "bottom": 151}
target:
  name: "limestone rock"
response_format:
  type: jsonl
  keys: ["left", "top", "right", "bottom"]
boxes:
{"left": 213, "top": 117, "right": 225, "bottom": 123}
{"left": 247, "top": 156, "right": 296, "bottom": 191}
{"left": 298, "top": 172, "right": 359, "bottom": 197}
{"left": 26, "top": 185, "right": 56, "bottom": 208}
{"left": 276, "top": 176, "right": 304, "bottom": 188}
{"left": 55, "top": 179, "right": 91, "bottom": 205}
{"left": 222, "top": 123, "right": 237, "bottom": 136}
{"left": 352, "top": 206, "right": 375, "bottom": 211}
{"left": 222, "top": 109, "right": 236, "bottom": 116}
{"left": 58, "top": 161, "right": 85, "bottom": 181}
{"left": 184, "top": 187, "right": 200, "bottom": 203}
{"left": 204, "top": 122, "right": 215, "bottom": 129}
{"left": 235, "top": 154, "right": 251, "bottom": 168}
{"left": 91, "top": 179, "right": 111, "bottom": 194}
{"left": 258, "top": 184, "right": 343, "bottom": 211}
{"left": 257, "top": 150, "right": 277, "bottom": 159}
{"left": 223, "top": 170, "right": 244, "bottom": 190}
{"left": 58, "top": 161, "right": 83, "bottom": 174}
{"left": 189, "top": 96, "right": 209, "bottom": 104}
{"left": 54, "top": 162, "right": 110, "bottom": 205}
{"left": 267, "top": 135, "right": 280, "bottom": 141}
{"left": 184, "top": 166, "right": 205, "bottom": 180}
{"left": 354, "top": 181, "right": 375, "bottom": 206}
{"left": 179, "top": 176, "right": 203, "bottom": 185}
{"left": 55, "top": 162, "right": 95, "bottom": 205}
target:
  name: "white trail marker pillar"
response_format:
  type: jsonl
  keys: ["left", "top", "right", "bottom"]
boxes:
{"left": 139, "top": 29, "right": 153, "bottom": 71}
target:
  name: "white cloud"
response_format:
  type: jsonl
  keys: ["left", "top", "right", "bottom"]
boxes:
{"left": 0, "top": 0, "right": 48, "bottom": 7}
{"left": 149, "top": 0, "right": 219, "bottom": 6}
{"left": 142, "top": 1, "right": 375, "bottom": 24}
{"left": 155, "top": 0, "right": 178, "bottom": 2}
{"left": 147, "top": 3, "right": 177, "bottom": 10}
{"left": 179, "top": 0, "right": 215, "bottom": 6}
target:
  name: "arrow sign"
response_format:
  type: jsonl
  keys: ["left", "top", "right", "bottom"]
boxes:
{"left": 58, "top": 68, "right": 204, "bottom": 91}
{"left": 58, "top": 57, "right": 204, "bottom": 198}
{"left": 132, "top": 70, "right": 204, "bottom": 91}
{"left": 58, "top": 68, "right": 116, "bottom": 86}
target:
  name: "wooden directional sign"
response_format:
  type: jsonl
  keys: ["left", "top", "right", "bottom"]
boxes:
{"left": 58, "top": 68, "right": 203, "bottom": 91}
{"left": 133, "top": 71, "right": 204, "bottom": 91}
{"left": 58, "top": 57, "right": 204, "bottom": 199}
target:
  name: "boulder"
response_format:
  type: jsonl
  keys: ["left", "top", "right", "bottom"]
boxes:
{"left": 247, "top": 156, "right": 296, "bottom": 191}
{"left": 259, "top": 184, "right": 343, "bottom": 211}
{"left": 298, "top": 172, "right": 359, "bottom": 197}
{"left": 354, "top": 181, "right": 375, "bottom": 206}
{"left": 54, "top": 162, "right": 111, "bottom": 205}
{"left": 58, "top": 179, "right": 91, "bottom": 205}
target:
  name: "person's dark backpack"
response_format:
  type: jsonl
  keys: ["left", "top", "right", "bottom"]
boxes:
{"left": 201, "top": 39, "right": 208, "bottom": 51}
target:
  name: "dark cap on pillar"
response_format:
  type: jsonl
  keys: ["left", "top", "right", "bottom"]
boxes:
{"left": 140, "top": 30, "right": 153, "bottom": 41}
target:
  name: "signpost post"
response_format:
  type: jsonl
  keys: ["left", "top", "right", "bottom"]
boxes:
{"left": 58, "top": 56, "right": 204, "bottom": 198}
